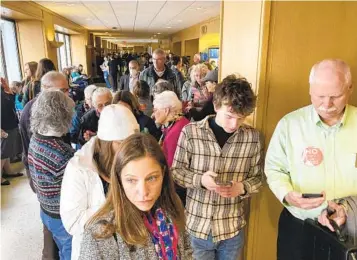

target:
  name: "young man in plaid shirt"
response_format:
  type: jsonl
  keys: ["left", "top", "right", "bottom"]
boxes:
{"left": 172, "top": 75, "right": 264, "bottom": 260}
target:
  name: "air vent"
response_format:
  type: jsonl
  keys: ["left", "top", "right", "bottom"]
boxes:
{"left": 112, "top": 27, "right": 117, "bottom": 30}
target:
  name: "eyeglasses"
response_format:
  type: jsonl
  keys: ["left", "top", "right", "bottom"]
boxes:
{"left": 96, "top": 102, "right": 111, "bottom": 109}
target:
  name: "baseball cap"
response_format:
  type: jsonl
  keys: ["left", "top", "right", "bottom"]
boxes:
{"left": 201, "top": 69, "right": 218, "bottom": 83}
{"left": 97, "top": 104, "right": 139, "bottom": 141}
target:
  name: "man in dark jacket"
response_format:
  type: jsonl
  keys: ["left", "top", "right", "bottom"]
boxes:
{"left": 140, "top": 48, "right": 180, "bottom": 98}
{"left": 119, "top": 60, "right": 140, "bottom": 92}
{"left": 19, "top": 71, "right": 70, "bottom": 260}
{"left": 108, "top": 54, "right": 121, "bottom": 92}
{"left": 78, "top": 87, "right": 112, "bottom": 145}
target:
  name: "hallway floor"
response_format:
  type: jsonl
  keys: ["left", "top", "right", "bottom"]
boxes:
{"left": 1, "top": 163, "right": 42, "bottom": 260}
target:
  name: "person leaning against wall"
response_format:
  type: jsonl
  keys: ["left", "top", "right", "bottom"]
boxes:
{"left": 265, "top": 59, "right": 357, "bottom": 260}
{"left": 172, "top": 75, "right": 264, "bottom": 260}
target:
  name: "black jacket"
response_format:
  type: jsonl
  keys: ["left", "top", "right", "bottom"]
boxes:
{"left": 78, "top": 109, "right": 99, "bottom": 145}
{"left": 135, "top": 112, "right": 161, "bottom": 141}
{"left": 188, "top": 97, "right": 215, "bottom": 121}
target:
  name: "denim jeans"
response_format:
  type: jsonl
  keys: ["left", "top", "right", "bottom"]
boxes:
{"left": 40, "top": 210, "right": 72, "bottom": 260}
{"left": 190, "top": 229, "right": 245, "bottom": 260}
{"left": 103, "top": 71, "right": 112, "bottom": 89}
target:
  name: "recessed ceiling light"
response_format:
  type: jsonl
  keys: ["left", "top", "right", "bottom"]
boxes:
{"left": 196, "top": 7, "right": 202, "bottom": 10}
{"left": 166, "top": 26, "right": 172, "bottom": 29}
{"left": 157, "top": 32, "right": 161, "bottom": 34}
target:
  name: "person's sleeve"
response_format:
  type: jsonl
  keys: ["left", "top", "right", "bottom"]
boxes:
{"left": 70, "top": 111, "right": 81, "bottom": 144}
{"left": 60, "top": 162, "right": 101, "bottom": 236}
{"left": 240, "top": 132, "right": 264, "bottom": 199}
{"left": 19, "top": 104, "right": 31, "bottom": 167}
{"left": 22, "top": 87, "right": 29, "bottom": 106}
{"left": 181, "top": 81, "right": 190, "bottom": 101}
{"left": 146, "top": 116, "right": 161, "bottom": 141}
{"left": 78, "top": 229, "right": 101, "bottom": 260}
{"left": 139, "top": 71, "right": 144, "bottom": 81}
{"left": 265, "top": 118, "right": 293, "bottom": 203}
{"left": 171, "top": 127, "right": 202, "bottom": 189}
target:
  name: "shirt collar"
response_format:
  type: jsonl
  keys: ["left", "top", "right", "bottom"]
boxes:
{"left": 311, "top": 104, "right": 349, "bottom": 128}
{"left": 197, "top": 115, "right": 245, "bottom": 134}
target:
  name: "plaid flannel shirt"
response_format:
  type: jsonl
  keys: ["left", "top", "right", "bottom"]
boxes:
{"left": 172, "top": 116, "right": 263, "bottom": 242}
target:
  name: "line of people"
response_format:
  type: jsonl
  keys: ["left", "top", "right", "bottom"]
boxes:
{"left": 1, "top": 54, "right": 356, "bottom": 260}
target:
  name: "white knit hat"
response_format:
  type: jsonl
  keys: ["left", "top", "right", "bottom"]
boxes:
{"left": 97, "top": 104, "right": 139, "bottom": 141}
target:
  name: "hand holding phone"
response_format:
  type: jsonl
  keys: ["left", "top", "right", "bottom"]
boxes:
{"left": 215, "top": 181, "right": 232, "bottom": 187}
{"left": 302, "top": 193, "right": 323, "bottom": 198}
{"left": 284, "top": 191, "right": 325, "bottom": 210}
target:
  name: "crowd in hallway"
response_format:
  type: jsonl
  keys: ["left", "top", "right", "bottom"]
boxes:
{"left": 1, "top": 48, "right": 357, "bottom": 260}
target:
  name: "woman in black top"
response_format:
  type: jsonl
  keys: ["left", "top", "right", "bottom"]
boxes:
{"left": 113, "top": 91, "right": 161, "bottom": 140}
{"left": 1, "top": 78, "right": 23, "bottom": 185}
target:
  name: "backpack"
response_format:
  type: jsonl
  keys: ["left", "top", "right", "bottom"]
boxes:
{"left": 343, "top": 196, "right": 357, "bottom": 243}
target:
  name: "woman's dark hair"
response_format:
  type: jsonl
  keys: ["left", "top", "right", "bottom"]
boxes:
{"left": 172, "top": 56, "right": 181, "bottom": 66}
{"left": 35, "top": 58, "right": 56, "bottom": 81}
{"left": 113, "top": 90, "right": 140, "bottom": 115}
{"left": 133, "top": 80, "right": 150, "bottom": 99}
{"left": 213, "top": 74, "right": 257, "bottom": 116}
{"left": 87, "top": 133, "right": 185, "bottom": 245}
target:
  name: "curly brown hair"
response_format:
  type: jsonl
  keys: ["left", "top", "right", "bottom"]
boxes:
{"left": 213, "top": 74, "right": 256, "bottom": 116}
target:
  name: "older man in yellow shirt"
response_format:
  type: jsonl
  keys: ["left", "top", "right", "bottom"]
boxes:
{"left": 265, "top": 59, "right": 357, "bottom": 260}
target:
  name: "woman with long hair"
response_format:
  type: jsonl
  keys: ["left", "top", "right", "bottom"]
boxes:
{"left": 60, "top": 104, "right": 139, "bottom": 260}
{"left": 21, "top": 61, "right": 38, "bottom": 106}
{"left": 22, "top": 58, "right": 56, "bottom": 105}
{"left": 78, "top": 133, "right": 192, "bottom": 259}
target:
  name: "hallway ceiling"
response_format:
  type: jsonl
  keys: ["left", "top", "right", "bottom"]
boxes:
{"left": 34, "top": 0, "right": 221, "bottom": 36}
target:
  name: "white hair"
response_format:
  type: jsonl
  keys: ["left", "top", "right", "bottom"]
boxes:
{"left": 30, "top": 90, "right": 75, "bottom": 135}
{"left": 41, "top": 71, "right": 67, "bottom": 90}
{"left": 309, "top": 59, "right": 352, "bottom": 88}
{"left": 84, "top": 85, "right": 98, "bottom": 99}
{"left": 153, "top": 91, "right": 182, "bottom": 115}
{"left": 92, "top": 87, "right": 112, "bottom": 107}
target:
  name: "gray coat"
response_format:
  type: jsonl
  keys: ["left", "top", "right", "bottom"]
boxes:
{"left": 79, "top": 217, "right": 193, "bottom": 260}
{"left": 139, "top": 65, "right": 180, "bottom": 98}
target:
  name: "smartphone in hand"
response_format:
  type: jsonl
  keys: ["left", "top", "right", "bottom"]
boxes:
{"left": 302, "top": 193, "right": 323, "bottom": 198}
{"left": 215, "top": 181, "right": 232, "bottom": 187}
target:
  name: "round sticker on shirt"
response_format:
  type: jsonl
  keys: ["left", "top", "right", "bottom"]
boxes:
{"left": 302, "top": 147, "right": 324, "bottom": 167}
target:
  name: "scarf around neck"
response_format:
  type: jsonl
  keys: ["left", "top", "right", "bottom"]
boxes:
{"left": 143, "top": 208, "right": 179, "bottom": 260}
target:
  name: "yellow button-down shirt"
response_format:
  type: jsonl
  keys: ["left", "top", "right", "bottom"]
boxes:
{"left": 265, "top": 104, "right": 357, "bottom": 220}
